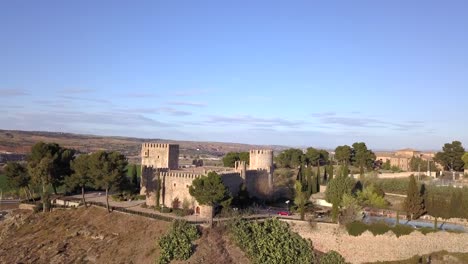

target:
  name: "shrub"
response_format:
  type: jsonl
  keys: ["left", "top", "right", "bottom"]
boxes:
{"left": 134, "top": 194, "right": 146, "bottom": 200}
{"left": 320, "top": 250, "right": 346, "bottom": 264}
{"left": 160, "top": 207, "right": 172, "bottom": 213}
{"left": 367, "top": 221, "right": 391, "bottom": 235}
{"left": 229, "top": 218, "right": 315, "bottom": 264}
{"left": 392, "top": 225, "right": 414, "bottom": 237}
{"left": 346, "top": 221, "right": 368, "bottom": 236}
{"left": 158, "top": 220, "right": 199, "bottom": 264}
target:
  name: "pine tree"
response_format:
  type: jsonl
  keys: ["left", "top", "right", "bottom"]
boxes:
{"left": 404, "top": 175, "right": 425, "bottom": 220}
{"left": 327, "top": 164, "right": 334, "bottom": 181}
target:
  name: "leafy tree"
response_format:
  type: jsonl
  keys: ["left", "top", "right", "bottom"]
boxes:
{"left": 434, "top": 141, "right": 465, "bottom": 171}
{"left": 4, "top": 162, "right": 32, "bottom": 200}
{"left": 356, "top": 185, "right": 387, "bottom": 208}
{"left": 339, "top": 193, "right": 362, "bottom": 225}
{"left": 305, "top": 148, "right": 329, "bottom": 166}
{"left": 404, "top": 175, "right": 425, "bottom": 220}
{"left": 335, "top": 145, "right": 352, "bottom": 165}
{"left": 462, "top": 152, "right": 468, "bottom": 170}
{"left": 294, "top": 180, "right": 309, "bottom": 220}
{"left": 325, "top": 175, "right": 355, "bottom": 222}
{"left": 351, "top": 142, "right": 376, "bottom": 178}
{"left": 27, "top": 142, "right": 75, "bottom": 195}
{"left": 409, "top": 156, "right": 437, "bottom": 172}
{"left": 189, "top": 171, "right": 232, "bottom": 224}
{"left": 28, "top": 153, "right": 54, "bottom": 212}
{"left": 222, "top": 152, "right": 249, "bottom": 167}
{"left": 66, "top": 154, "right": 93, "bottom": 208}
{"left": 381, "top": 160, "right": 392, "bottom": 170}
{"left": 130, "top": 164, "right": 139, "bottom": 193}
{"left": 89, "top": 151, "right": 128, "bottom": 212}
{"left": 275, "top": 148, "right": 304, "bottom": 168}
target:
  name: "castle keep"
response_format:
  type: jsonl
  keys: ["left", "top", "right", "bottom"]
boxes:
{"left": 140, "top": 143, "right": 274, "bottom": 215}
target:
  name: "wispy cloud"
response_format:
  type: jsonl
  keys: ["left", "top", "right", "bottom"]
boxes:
{"left": 206, "top": 115, "right": 303, "bottom": 128}
{"left": 1, "top": 110, "right": 173, "bottom": 130}
{"left": 124, "top": 92, "right": 158, "bottom": 98}
{"left": 172, "top": 89, "right": 209, "bottom": 97}
{"left": 157, "top": 107, "right": 192, "bottom": 116}
{"left": 60, "top": 88, "right": 95, "bottom": 94}
{"left": 168, "top": 101, "right": 207, "bottom": 107}
{"left": 0, "top": 88, "right": 29, "bottom": 96}
{"left": 311, "top": 112, "right": 336, "bottom": 118}
{"left": 59, "top": 95, "right": 112, "bottom": 104}
{"left": 313, "top": 113, "right": 425, "bottom": 131}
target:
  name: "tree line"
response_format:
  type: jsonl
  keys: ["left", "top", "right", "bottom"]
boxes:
{"left": 4, "top": 142, "right": 139, "bottom": 213}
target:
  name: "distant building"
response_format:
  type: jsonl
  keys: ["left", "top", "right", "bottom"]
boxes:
{"left": 376, "top": 148, "right": 434, "bottom": 172}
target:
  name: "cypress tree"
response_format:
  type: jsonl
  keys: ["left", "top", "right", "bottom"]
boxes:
{"left": 131, "top": 164, "right": 138, "bottom": 193}
{"left": 306, "top": 166, "right": 313, "bottom": 196}
{"left": 404, "top": 175, "right": 425, "bottom": 220}
{"left": 328, "top": 164, "right": 334, "bottom": 180}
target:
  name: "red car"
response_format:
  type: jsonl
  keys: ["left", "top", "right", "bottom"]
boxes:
{"left": 277, "top": 211, "right": 291, "bottom": 216}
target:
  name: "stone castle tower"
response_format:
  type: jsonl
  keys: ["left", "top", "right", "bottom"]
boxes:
{"left": 141, "top": 143, "right": 179, "bottom": 169}
{"left": 249, "top": 149, "right": 274, "bottom": 189}
{"left": 140, "top": 143, "right": 179, "bottom": 195}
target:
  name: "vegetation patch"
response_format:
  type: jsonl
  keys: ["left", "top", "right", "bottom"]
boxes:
{"left": 346, "top": 221, "right": 420, "bottom": 237}
{"left": 157, "top": 220, "right": 200, "bottom": 264}
{"left": 229, "top": 218, "right": 315, "bottom": 264}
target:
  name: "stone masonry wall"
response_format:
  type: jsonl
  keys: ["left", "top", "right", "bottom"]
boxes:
{"left": 287, "top": 221, "right": 468, "bottom": 264}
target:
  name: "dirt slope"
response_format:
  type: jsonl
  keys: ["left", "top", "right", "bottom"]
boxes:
{"left": 0, "top": 207, "right": 249, "bottom": 264}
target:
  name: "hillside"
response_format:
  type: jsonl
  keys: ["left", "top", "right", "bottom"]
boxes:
{"left": 0, "top": 129, "right": 288, "bottom": 163}
{"left": 0, "top": 207, "right": 249, "bottom": 264}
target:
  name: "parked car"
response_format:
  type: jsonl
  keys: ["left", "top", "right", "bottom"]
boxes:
{"left": 277, "top": 211, "right": 291, "bottom": 216}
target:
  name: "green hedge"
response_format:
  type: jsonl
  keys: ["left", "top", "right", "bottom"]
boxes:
{"left": 346, "top": 221, "right": 415, "bottom": 237}
{"left": 158, "top": 220, "right": 200, "bottom": 264}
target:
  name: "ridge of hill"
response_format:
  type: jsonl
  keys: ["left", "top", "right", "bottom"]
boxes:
{"left": 0, "top": 129, "right": 288, "bottom": 162}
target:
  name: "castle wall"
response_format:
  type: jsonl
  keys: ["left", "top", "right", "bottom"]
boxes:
{"left": 220, "top": 172, "right": 243, "bottom": 196}
{"left": 245, "top": 169, "right": 273, "bottom": 199}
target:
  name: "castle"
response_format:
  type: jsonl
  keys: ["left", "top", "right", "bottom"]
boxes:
{"left": 140, "top": 143, "right": 275, "bottom": 215}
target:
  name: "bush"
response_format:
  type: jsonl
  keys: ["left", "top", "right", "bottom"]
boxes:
{"left": 229, "top": 218, "right": 315, "bottom": 264}
{"left": 392, "top": 224, "right": 414, "bottom": 237}
{"left": 346, "top": 221, "right": 368, "bottom": 236}
{"left": 173, "top": 208, "right": 193, "bottom": 217}
{"left": 160, "top": 207, "right": 172, "bottom": 213}
{"left": 320, "top": 250, "right": 346, "bottom": 264}
{"left": 158, "top": 220, "right": 199, "bottom": 264}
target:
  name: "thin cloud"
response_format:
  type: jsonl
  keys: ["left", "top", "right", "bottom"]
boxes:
{"left": 315, "top": 114, "right": 425, "bottom": 131}
{"left": 168, "top": 101, "right": 207, "bottom": 107}
{"left": 125, "top": 92, "right": 158, "bottom": 98}
{"left": 311, "top": 112, "right": 336, "bottom": 118}
{"left": 172, "top": 89, "right": 209, "bottom": 96}
{"left": 156, "top": 107, "right": 192, "bottom": 116}
{"left": 59, "top": 95, "right": 112, "bottom": 104}
{"left": 60, "top": 88, "right": 95, "bottom": 94}
{"left": 0, "top": 88, "right": 29, "bottom": 96}
{"left": 206, "top": 115, "right": 303, "bottom": 128}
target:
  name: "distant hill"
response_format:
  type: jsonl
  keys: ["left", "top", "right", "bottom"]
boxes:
{"left": 0, "top": 129, "right": 288, "bottom": 163}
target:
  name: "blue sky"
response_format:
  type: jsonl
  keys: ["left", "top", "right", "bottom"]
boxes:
{"left": 1, "top": 1, "right": 467, "bottom": 150}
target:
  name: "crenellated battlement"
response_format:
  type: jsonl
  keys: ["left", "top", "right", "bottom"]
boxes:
{"left": 160, "top": 171, "right": 201, "bottom": 179}
{"left": 250, "top": 149, "right": 273, "bottom": 155}
{"left": 142, "top": 143, "right": 174, "bottom": 149}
